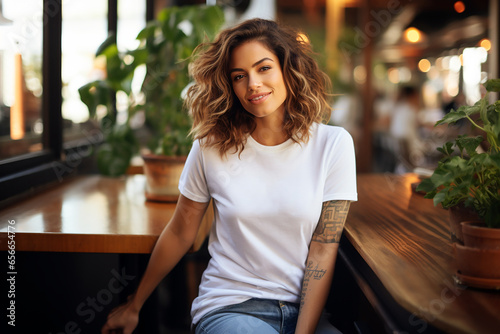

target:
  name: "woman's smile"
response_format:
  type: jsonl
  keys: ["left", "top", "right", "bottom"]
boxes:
{"left": 248, "top": 92, "right": 271, "bottom": 104}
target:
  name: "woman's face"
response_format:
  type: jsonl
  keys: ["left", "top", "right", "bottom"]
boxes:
{"left": 229, "top": 40, "right": 287, "bottom": 121}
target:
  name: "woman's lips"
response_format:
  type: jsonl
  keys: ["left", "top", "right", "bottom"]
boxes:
{"left": 248, "top": 92, "right": 271, "bottom": 104}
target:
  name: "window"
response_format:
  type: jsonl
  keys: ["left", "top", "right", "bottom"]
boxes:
{"left": 0, "top": 0, "right": 149, "bottom": 202}
{"left": 117, "top": 0, "right": 146, "bottom": 52}
{"left": 61, "top": 0, "right": 108, "bottom": 138}
{"left": 0, "top": 0, "right": 43, "bottom": 160}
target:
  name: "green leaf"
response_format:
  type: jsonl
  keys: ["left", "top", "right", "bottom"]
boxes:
{"left": 436, "top": 141, "right": 454, "bottom": 156}
{"left": 203, "top": 5, "right": 225, "bottom": 36}
{"left": 436, "top": 102, "right": 481, "bottom": 126}
{"left": 490, "top": 152, "right": 500, "bottom": 168}
{"left": 484, "top": 79, "right": 500, "bottom": 93}
{"left": 96, "top": 33, "right": 117, "bottom": 56}
{"left": 78, "top": 80, "right": 113, "bottom": 118}
{"left": 490, "top": 103, "right": 500, "bottom": 148}
{"left": 455, "top": 135, "right": 483, "bottom": 157}
{"left": 479, "top": 93, "right": 489, "bottom": 128}
{"left": 483, "top": 201, "right": 500, "bottom": 228}
{"left": 415, "top": 177, "right": 436, "bottom": 193}
{"left": 97, "top": 125, "right": 138, "bottom": 176}
{"left": 128, "top": 48, "right": 148, "bottom": 67}
{"left": 433, "top": 191, "right": 447, "bottom": 206}
{"left": 470, "top": 153, "right": 489, "bottom": 168}
{"left": 97, "top": 143, "right": 131, "bottom": 177}
{"left": 442, "top": 155, "right": 470, "bottom": 173}
{"left": 428, "top": 167, "right": 453, "bottom": 188}
{"left": 136, "top": 22, "right": 158, "bottom": 41}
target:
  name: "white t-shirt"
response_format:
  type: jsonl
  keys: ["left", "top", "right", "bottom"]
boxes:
{"left": 178, "top": 122, "right": 358, "bottom": 324}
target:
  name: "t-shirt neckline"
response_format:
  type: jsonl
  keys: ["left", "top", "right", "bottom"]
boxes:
{"left": 246, "top": 133, "right": 295, "bottom": 152}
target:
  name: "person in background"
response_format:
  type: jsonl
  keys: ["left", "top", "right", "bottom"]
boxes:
{"left": 101, "top": 18, "right": 357, "bottom": 334}
{"left": 389, "top": 85, "right": 423, "bottom": 173}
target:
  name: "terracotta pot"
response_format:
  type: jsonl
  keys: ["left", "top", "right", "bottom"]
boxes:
{"left": 142, "top": 154, "right": 186, "bottom": 202}
{"left": 454, "top": 243, "right": 500, "bottom": 280}
{"left": 448, "top": 205, "right": 480, "bottom": 244}
{"left": 462, "top": 221, "right": 500, "bottom": 250}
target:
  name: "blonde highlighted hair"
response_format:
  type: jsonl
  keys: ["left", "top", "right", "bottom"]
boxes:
{"left": 185, "top": 18, "right": 332, "bottom": 156}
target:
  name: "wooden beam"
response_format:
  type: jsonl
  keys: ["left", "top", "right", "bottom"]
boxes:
{"left": 489, "top": 0, "right": 499, "bottom": 86}
{"left": 326, "top": 0, "right": 345, "bottom": 74}
{"left": 357, "top": 0, "right": 374, "bottom": 173}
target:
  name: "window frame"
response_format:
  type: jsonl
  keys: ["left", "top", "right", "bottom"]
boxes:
{"left": 0, "top": 0, "right": 152, "bottom": 203}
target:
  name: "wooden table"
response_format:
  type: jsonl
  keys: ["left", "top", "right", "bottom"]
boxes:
{"left": 1, "top": 173, "right": 499, "bottom": 333}
{"left": 0, "top": 175, "right": 213, "bottom": 253}
{"left": 343, "top": 173, "right": 500, "bottom": 334}
{"left": 0, "top": 174, "right": 213, "bottom": 333}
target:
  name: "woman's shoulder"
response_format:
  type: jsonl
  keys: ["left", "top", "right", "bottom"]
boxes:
{"left": 190, "top": 137, "right": 225, "bottom": 161}
{"left": 192, "top": 137, "right": 216, "bottom": 151}
{"left": 313, "top": 122, "right": 353, "bottom": 142}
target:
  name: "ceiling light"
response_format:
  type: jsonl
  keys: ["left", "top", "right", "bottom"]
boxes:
{"left": 388, "top": 67, "right": 399, "bottom": 84}
{"left": 418, "top": 59, "right": 431, "bottom": 72}
{"left": 454, "top": 1, "right": 465, "bottom": 14}
{"left": 404, "top": 27, "right": 421, "bottom": 43}
{"left": 479, "top": 38, "right": 491, "bottom": 51}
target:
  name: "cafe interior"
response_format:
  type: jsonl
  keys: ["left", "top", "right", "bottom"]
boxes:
{"left": 0, "top": 0, "right": 499, "bottom": 333}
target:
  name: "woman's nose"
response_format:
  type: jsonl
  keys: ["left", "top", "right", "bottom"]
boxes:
{"left": 247, "top": 74, "right": 261, "bottom": 91}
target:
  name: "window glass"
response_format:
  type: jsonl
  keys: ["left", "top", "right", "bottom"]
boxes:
{"left": 116, "top": 0, "right": 146, "bottom": 123}
{"left": 61, "top": 0, "right": 107, "bottom": 144}
{"left": 0, "top": 0, "right": 43, "bottom": 159}
{"left": 61, "top": 0, "right": 145, "bottom": 145}
{"left": 117, "top": 0, "right": 146, "bottom": 52}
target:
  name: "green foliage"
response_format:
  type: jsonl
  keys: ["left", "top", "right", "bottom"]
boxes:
{"left": 97, "top": 123, "right": 138, "bottom": 177}
{"left": 416, "top": 79, "right": 500, "bottom": 228}
{"left": 137, "top": 5, "right": 224, "bottom": 153}
{"left": 79, "top": 5, "right": 225, "bottom": 176}
{"left": 157, "top": 129, "right": 193, "bottom": 156}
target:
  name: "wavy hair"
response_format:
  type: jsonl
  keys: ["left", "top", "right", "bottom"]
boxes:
{"left": 185, "top": 18, "right": 332, "bottom": 156}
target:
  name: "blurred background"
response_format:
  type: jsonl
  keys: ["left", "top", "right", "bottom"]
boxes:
{"left": 0, "top": 2, "right": 496, "bottom": 333}
{"left": 0, "top": 0, "right": 493, "bottom": 175}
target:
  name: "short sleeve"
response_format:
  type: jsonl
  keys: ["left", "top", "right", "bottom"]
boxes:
{"left": 178, "top": 140, "right": 211, "bottom": 203}
{"left": 323, "top": 129, "right": 358, "bottom": 202}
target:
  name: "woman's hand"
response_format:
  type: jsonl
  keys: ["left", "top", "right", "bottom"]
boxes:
{"left": 101, "top": 297, "right": 140, "bottom": 334}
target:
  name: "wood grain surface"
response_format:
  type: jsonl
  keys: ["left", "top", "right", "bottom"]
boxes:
{"left": 1, "top": 173, "right": 498, "bottom": 333}
{"left": 0, "top": 175, "right": 213, "bottom": 253}
{"left": 346, "top": 173, "right": 500, "bottom": 334}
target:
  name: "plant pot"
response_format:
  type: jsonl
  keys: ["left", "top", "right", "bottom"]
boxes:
{"left": 461, "top": 221, "right": 500, "bottom": 250}
{"left": 449, "top": 205, "right": 480, "bottom": 244}
{"left": 453, "top": 243, "right": 500, "bottom": 289}
{"left": 142, "top": 154, "right": 187, "bottom": 202}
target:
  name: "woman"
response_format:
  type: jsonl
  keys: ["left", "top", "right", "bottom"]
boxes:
{"left": 101, "top": 18, "right": 357, "bottom": 334}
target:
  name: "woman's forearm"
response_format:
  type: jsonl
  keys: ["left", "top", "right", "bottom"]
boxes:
{"left": 295, "top": 242, "right": 338, "bottom": 334}
{"left": 129, "top": 195, "right": 210, "bottom": 312}
{"left": 129, "top": 227, "right": 195, "bottom": 311}
{"left": 296, "top": 200, "right": 351, "bottom": 333}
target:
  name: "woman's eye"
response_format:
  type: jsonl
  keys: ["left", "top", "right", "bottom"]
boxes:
{"left": 260, "top": 66, "right": 271, "bottom": 72}
{"left": 233, "top": 74, "right": 244, "bottom": 81}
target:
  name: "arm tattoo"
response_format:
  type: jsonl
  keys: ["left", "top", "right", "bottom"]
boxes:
{"left": 300, "top": 201, "right": 351, "bottom": 310}
{"left": 304, "top": 260, "right": 327, "bottom": 280}
{"left": 300, "top": 260, "right": 326, "bottom": 308}
{"left": 312, "top": 200, "right": 350, "bottom": 243}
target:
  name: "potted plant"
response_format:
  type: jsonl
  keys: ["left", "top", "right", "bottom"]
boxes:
{"left": 79, "top": 5, "right": 224, "bottom": 200}
{"left": 416, "top": 78, "right": 500, "bottom": 288}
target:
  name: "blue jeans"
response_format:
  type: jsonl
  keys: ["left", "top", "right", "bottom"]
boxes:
{"left": 194, "top": 298, "right": 342, "bottom": 334}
